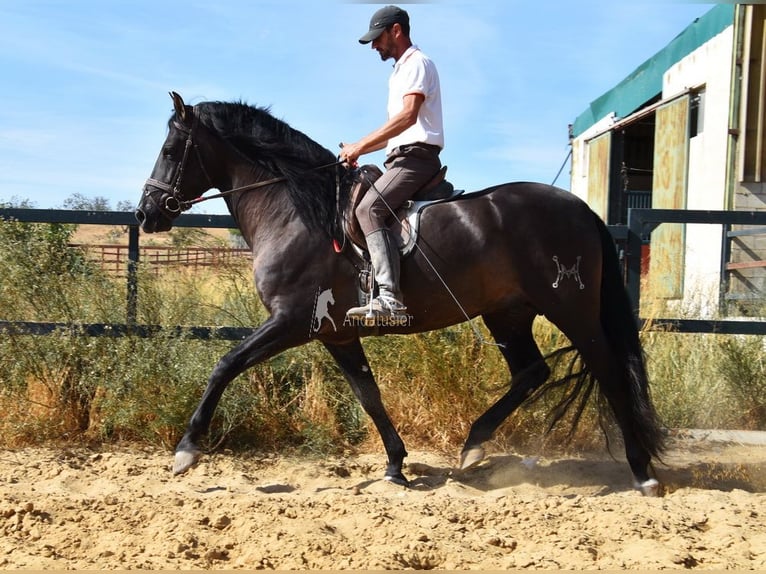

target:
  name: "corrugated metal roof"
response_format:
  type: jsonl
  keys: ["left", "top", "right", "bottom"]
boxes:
{"left": 571, "top": 4, "right": 735, "bottom": 138}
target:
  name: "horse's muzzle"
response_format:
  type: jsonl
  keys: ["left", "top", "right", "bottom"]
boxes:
{"left": 134, "top": 206, "right": 146, "bottom": 225}
{"left": 135, "top": 185, "right": 177, "bottom": 233}
{"left": 134, "top": 204, "right": 172, "bottom": 233}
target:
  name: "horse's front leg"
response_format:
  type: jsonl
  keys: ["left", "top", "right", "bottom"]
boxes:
{"left": 174, "top": 315, "right": 306, "bottom": 475}
{"left": 323, "top": 339, "right": 409, "bottom": 485}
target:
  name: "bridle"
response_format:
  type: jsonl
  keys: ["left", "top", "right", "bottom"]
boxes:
{"left": 141, "top": 105, "right": 344, "bottom": 219}
{"left": 142, "top": 108, "right": 215, "bottom": 217}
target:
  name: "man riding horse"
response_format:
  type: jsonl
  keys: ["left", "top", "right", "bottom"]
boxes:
{"left": 340, "top": 5, "right": 444, "bottom": 323}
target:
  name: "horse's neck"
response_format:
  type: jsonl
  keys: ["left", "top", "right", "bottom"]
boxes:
{"left": 228, "top": 180, "right": 311, "bottom": 254}
{"left": 217, "top": 152, "right": 325, "bottom": 257}
{"left": 222, "top": 163, "right": 276, "bottom": 240}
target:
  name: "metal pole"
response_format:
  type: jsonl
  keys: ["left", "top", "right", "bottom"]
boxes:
{"left": 719, "top": 223, "right": 731, "bottom": 315}
{"left": 127, "top": 225, "right": 139, "bottom": 324}
{"left": 626, "top": 210, "right": 644, "bottom": 323}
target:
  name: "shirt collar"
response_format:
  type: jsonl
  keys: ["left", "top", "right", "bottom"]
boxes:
{"left": 393, "top": 44, "right": 419, "bottom": 70}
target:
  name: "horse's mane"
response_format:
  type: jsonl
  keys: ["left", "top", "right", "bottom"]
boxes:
{"left": 194, "top": 101, "right": 349, "bottom": 238}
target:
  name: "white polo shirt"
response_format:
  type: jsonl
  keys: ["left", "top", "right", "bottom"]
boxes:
{"left": 386, "top": 45, "right": 444, "bottom": 156}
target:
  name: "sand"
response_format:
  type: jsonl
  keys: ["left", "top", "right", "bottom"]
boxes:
{"left": 1, "top": 431, "right": 765, "bottom": 570}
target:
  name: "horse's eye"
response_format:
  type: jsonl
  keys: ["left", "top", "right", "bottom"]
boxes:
{"left": 162, "top": 147, "right": 174, "bottom": 160}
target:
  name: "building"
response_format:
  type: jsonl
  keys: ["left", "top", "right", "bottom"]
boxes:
{"left": 570, "top": 4, "right": 766, "bottom": 315}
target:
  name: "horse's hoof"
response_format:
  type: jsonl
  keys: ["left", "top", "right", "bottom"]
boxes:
{"left": 173, "top": 449, "right": 201, "bottom": 475}
{"left": 459, "top": 446, "right": 485, "bottom": 470}
{"left": 384, "top": 473, "right": 410, "bottom": 487}
{"left": 635, "top": 478, "right": 660, "bottom": 497}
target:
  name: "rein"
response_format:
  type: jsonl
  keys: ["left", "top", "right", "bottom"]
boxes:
{"left": 180, "top": 159, "right": 345, "bottom": 211}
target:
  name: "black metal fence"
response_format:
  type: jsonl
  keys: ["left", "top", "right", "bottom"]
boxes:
{"left": 0, "top": 208, "right": 253, "bottom": 340}
{"left": 624, "top": 208, "right": 766, "bottom": 334}
{"left": 1, "top": 207, "right": 766, "bottom": 338}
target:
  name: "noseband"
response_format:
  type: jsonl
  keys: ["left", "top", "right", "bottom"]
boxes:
{"left": 141, "top": 107, "right": 214, "bottom": 217}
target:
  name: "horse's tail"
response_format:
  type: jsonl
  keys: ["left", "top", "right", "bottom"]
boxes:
{"left": 529, "top": 215, "right": 665, "bottom": 460}
{"left": 594, "top": 214, "right": 666, "bottom": 459}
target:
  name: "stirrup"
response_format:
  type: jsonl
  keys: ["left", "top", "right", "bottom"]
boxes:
{"left": 345, "top": 295, "right": 409, "bottom": 326}
{"left": 376, "top": 294, "right": 407, "bottom": 314}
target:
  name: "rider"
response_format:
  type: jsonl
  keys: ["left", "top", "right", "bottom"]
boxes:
{"left": 341, "top": 5, "right": 444, "bottom": 322}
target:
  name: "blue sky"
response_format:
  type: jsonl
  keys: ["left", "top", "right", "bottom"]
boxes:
{"left": 0, "top": 0, "right": 715, "bottom": 214}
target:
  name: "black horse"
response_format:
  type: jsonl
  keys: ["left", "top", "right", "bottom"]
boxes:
{"left": 135, "top": 92, "right": 665, "bottom": 495}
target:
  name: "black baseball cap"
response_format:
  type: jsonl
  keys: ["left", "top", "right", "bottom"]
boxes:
{"left": 358, "top": 5, "right": 409, "bottom": 44}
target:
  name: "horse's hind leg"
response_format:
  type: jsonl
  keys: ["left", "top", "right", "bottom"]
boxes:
{"left": 323, "top": 339, "right": 409, "bottom": 485}
{"left": 460, "top": 309, "right": 550, "bottom": 470}
{"left": 565, "top": 328, "right": 659, "bottom": 495}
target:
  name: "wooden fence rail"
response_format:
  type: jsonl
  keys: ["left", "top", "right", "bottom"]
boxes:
{"left": 70, "top": 244, "right": 251, "bottom": 276}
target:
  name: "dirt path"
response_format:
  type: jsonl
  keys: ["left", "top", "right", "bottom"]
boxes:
{"left": 1, "top": 432, "right": 765, "bottom": 570}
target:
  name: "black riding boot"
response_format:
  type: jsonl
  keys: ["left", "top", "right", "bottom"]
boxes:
{"left": 346, "top": 229, "right": 408, "bottom": 321}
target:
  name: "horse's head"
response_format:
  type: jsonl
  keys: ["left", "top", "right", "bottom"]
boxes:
{"left": 135, "top": 92, "right": 214, "bottom": 233}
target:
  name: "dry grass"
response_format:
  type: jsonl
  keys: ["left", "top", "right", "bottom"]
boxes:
{"left": 1, "top": 219, "right": 764, "bottom": 457}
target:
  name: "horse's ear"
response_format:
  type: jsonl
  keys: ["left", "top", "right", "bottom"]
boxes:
{"left": 170, "top": 91, "right": 187, "bottom": 122}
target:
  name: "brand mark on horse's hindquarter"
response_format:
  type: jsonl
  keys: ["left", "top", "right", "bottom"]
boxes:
{"left": 311, "top": 287, "right": 337, "bottom": 334}
{"left": 552, "top": 255, "right": 585, "bottom": 289}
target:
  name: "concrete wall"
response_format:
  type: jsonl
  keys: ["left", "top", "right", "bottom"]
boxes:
{"left": 664, "top": 27, "right": 733, "bottom": 313}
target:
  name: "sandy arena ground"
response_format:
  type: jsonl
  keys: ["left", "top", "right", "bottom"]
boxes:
{"left": 1, "top": 431, "right": 765, "bottom": 570}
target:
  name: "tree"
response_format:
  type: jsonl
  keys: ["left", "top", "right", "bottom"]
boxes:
{"left": 62, "top": 193, "right": 111, "bottom": 211}
{"left": 0, "top": 196, "right": 34, "bottom": 209}
{"left": 116, "top": 200, "right": 135, "bottom": 212}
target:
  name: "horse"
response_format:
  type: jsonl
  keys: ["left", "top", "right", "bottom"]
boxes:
{"left": 135, "top": 92, "right": 665, "bottom": 495}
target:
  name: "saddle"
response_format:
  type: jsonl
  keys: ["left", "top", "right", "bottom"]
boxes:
{"left": 343, "top": 165, "right": 464, "bottom": 258}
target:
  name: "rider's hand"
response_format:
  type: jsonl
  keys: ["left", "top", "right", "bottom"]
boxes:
{"left": 339, "top": 143, "right": 361, "bottom": 168}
